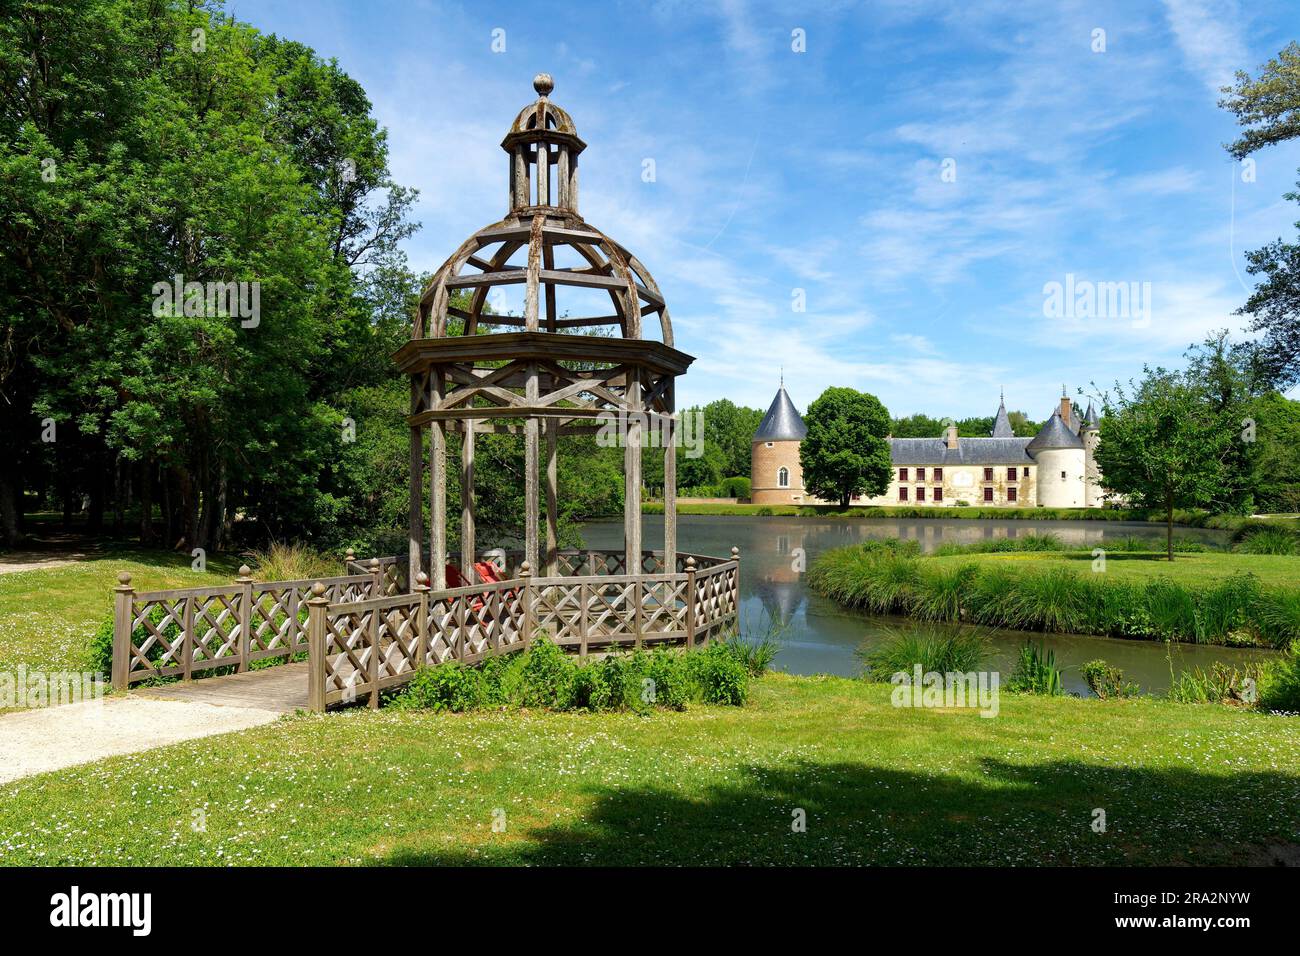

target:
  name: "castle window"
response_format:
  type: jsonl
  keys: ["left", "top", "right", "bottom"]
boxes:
{"left": 899, "top": 467, "right": 909, "bottom": 481}
{"left": 898, "top": 487, "right": 908, "bottom": 502}
{"left": 765, "top": 442, "right": 773, "bottom": 448}
{"left": 983, "top": 468, "right": 993, "bottom": 481}
{"left": 1007, "top": 467, "right": 1017, "bottom": 481}
{"left": 1008, "top": 487, "right": 1018, "bottom": 502}
{"left": 983, "top": 487, "right": 993, "bottom": 502}
{"left": 1061, "top": 471, "right": 1066, "bottom": 479}
{"left": 933, "top": 467, "right": 943, "bottom": 481}
{"left": 933, "top": 487, "right": 943, "bottom": 501}
{"left": 916, "top": 467, "right": 925, "bottom": 480}
{"left": 1023, "top": 467, "right": 1029, "bottom": 477}
{"left": 777, "top": 467, "right": 789, "bottom": 488}
{"left": 916, "top": 487, "right": 925, "bottom": 502}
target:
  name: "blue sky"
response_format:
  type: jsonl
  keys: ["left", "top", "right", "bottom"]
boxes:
{"left": 242, "top": 0, "right": 1300, "bottom": 418}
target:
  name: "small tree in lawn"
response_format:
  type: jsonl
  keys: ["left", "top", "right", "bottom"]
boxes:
{"left": 799, "top": 387, "right": 893, "bottom": 508}
{"left": 1094, "top": 367, "right": 1235, "bottom": 560}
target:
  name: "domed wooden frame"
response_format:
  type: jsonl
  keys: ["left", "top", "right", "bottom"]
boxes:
{"left": 398, "top": 75, "right": 695, "bottom": 589}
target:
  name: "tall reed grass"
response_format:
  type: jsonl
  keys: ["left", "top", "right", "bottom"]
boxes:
{"left": 810, "top": 545, "right": 1300, "bottom": 648}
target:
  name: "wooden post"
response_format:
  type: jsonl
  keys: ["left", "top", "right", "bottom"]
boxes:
{"left": 579, "top": 581, "right": 589, "bottom": 660}
{"left": 430, "top": 371, "right": 447, "bottom": 589}
{"left": 731, "top": 546, "right": 741, "bottom": 633}
{"left": 624, "top": 367, "right": 643, "bottom": 573}
{"left": 684, "top": 557, "right": 696, "bottom": 650}
{"left": 182, "top": 594, "right": 194, "bottom": 682}
{"left": 369, "top": 557, "right": 383, "bottom": 597}
{"left": 306, "top": 582, "right": 328, "bottom": 713}
{"left": 520, "top": 561, "right": 534, "bottom": 647}
{"left": 345, "top": 547, "right": 356, "bottom": 573}
{"left": 367, "top": 602, "right": 380, "bottom": 710}
{"left": 236, "top": 564, "right": 253, "bottom": 673}
{"left": 409, "top": 377, "right": 424, "bottom": 584}
{"left": 461, "top": 424, "right": 476, "bottom": 582}
{"left": 414, "top": 572, "right": 430, "bottom": 667}
{"left": 633, "top": 578, "right": 643, "bottom": 650}
{"left": 664, "top": 403, "right": 677, "bottom": 573}
{"left": 524, "top": 363, "right": 540, "bottom": 572}
{"left": 112, "top": 572, "right": 134, "bottom": 691}
{"left": 544, "top": 417, "right": 558, "bottom": 576}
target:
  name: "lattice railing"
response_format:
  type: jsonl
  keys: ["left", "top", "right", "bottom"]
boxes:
{"left": 111, "top": 556, "right": 395, "bottom": 689}
{"left": 306, "top": 554, "right": 739, "bottom": 711}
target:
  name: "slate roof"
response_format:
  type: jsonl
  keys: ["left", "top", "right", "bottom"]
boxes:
{"left": 753, "top": 387, "right": 807, "bottom": 441}
{"left": 991, "top": 401, "right": 1013, "bottom": 438}
{"left": 889, "top": 437, "right": 1034, "bottom": 465}
{"left": 1026, "top": 411, "right": 1086, "bottom": 452}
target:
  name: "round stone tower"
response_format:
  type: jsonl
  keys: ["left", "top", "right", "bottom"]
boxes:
{"left": 1081, "top": 402, "right": 1101, "bottom": 507}
{"left": 1027, "top": 399, "right": 1086, "bottom": 508}
{"left": 751, "top": 386, "right": 808, "bottom": 505}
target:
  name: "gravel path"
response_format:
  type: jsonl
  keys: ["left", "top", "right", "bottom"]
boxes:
{"left": 0, "top": 697, "right": 282, "bottom": 784}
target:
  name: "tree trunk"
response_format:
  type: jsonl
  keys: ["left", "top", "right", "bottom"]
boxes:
{"left": 0, "top": 467, "right": 20, "bottom": 547}
{"left": 138, "top": 459, "right": 154, "bottom": 544}
{"left": 1166, "top": 496, "right": 1174, "bottom": 562}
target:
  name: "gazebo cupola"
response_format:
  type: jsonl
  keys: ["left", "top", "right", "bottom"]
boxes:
{"left": 396, "top": 74, "right": 695, "bottom": 588}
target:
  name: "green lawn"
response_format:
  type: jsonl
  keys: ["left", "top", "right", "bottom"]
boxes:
{"left": 928, "top": 550, "right": 1300, "bottom": 587}
{"left": 1, "top": 674, "right": 1296, "bottom": 865}
{"left": 0, "top": 551, "right": 240, "bottom": 674}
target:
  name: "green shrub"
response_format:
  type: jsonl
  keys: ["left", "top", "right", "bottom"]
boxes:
{"left": 478, "top": 653, "right": 526, "bottom": 707}
{"left": 718, "top": 476, "right": 751, "bottom": 499}
{"left": 1193, "top": 574, "right": 1259, "bottom": 644}
{"left": 1259, "top": 589, "right": 1300, "bottom": 648}
{"left": 1143, "top": 580, "right": 1197, "bottom": 641}
{"left": 246, "top": 541, "right": 339, "bottom": 581}
{"left": 647, "top": 646, "right": 692, "bottom": 710}
{"left": 1234, "top": 526, "right": 1300, "bottom": 555}
{"left": 1012, "top": 567, "right": 1085, "bottom": 632}
{"left": 1258, "top": 645, "right": 1300, "bottom": 713}
{"left": 913, "top": 563, "right": 978, "bottom": 622}
{"left": 89, "top": 605, "right": 182, "bottom": 676}
{"left": 1168, "top": 661, "right": 1263, "bottom": 706}
{"left": 518, "top": 637, "right": 577, "bottom": 708}
{"left": 1007, "top": 642, "right": 1064, "bottom": 695}
{"left": 1080, "top": 659, "right": 1139, "bottom": 699}
{"left": 566, "top": 662, "right": 613, "bottom": 711}
{"left": 861, "top": 627, "right": 990, "bottom": 681}
{"left": 723, "top": 618, "right": 784, "bottom": 676}
{"left": 691, "top": 641, "right": 749, "bottom": 705}
{"left": 395, "top": 662, "right": 482, "bottom": 712}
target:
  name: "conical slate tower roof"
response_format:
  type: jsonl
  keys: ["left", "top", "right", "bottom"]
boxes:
{"left": 754, "top": 387, "right": 807, "bottom": 442}
{"left": 1082, "top": 401, "right": 1099, "bottom": 429}
{"left": 1026, "top": 411, "right": 1085, "bottom": 452}
{"left": 991, "top": 398, "right": 1013, "bottom": 438}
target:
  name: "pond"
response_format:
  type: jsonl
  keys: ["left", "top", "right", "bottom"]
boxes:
{"left": 578, "top": 514, "right": 1274, "bottom": 695}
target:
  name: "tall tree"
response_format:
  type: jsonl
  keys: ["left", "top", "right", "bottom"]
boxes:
{"left": 1094, "top": 368, "right": 1236, "bottom": 560}
{"left": 799, "top": 387, "right": 892, "bottom": 508}
{"left": 1221, "top": 42, "right": 1300, "bottom": 388}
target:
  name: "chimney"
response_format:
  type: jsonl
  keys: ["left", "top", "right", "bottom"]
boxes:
{"left": 945, "top": 425, "right": 959, "bottom": 449}
{"left": 1059, "top": 395, "right": 1071, "bottom": 422}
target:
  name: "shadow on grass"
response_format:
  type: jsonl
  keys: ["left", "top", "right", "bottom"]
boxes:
{"left": 386, "top": 757, "right": 1300, "bottom": 866}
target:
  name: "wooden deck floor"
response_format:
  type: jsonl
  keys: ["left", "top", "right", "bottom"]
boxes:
{"left": 134, "top": 662, "right": 309, "bottom": 714}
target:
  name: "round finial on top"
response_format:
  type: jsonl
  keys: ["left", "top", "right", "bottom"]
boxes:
{"left": 311, "top": 581, "right": 327, "bottom": 597}
{"left": 731, "top": 546, "right": 740, "bottom": 558}
{"left": 685, "top": 556, "right": 696, "bottom": 570}
{"left": 416, "top": 571, "right": 429, "bottom": 585}
{"left": 533, "top": 73, "right": 554, "bottom": 97}
{"left": 238, "top": 564, "right": 252, "bottom": 578}
{"left": 117, "top": 571, "right": 132, "bottom": 586}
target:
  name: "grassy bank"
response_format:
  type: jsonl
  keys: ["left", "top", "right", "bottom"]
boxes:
{"left": 809, "top": 541, "right": 1300, "bottom": 647}
{"left": 1, "top": 674, "right": 1297, "bottom": 866}
{"left": 645, "top": 502, "right": 1297, "bottom": 530}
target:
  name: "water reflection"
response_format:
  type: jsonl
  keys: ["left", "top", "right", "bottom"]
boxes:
{"left": 578, "top": 514, "right": 1272, "bottom": 693}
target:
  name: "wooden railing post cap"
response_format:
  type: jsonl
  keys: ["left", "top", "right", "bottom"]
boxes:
{"left": 307, "top": 581, "right": 328, "bottom": 603}
{"left": 369, "top": 557, "right": 380, "bottom": 568}
{"left": 520, "top": 561, "right": 532, "bottom": 577}
{"left": 115, "top": 571, "right": 133, "bottom": 591}
{"left": 414, "top": 571, "right": 431, "bottom": 592}
{"left": 685, "top": 556, "right": 696, "bottom": 570}
{"left": 345, "top": 547, "right": 356, "bottom": 561}
{"left": 236, "top": 564, "right": 253, "bottom": 582}
{"left": 731, "top": 546, "right": 740, "bottom": 558}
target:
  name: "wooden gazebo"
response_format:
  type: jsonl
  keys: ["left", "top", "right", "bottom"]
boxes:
{"left": 395, "top": 73, "right": 692, "bottom": 589}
